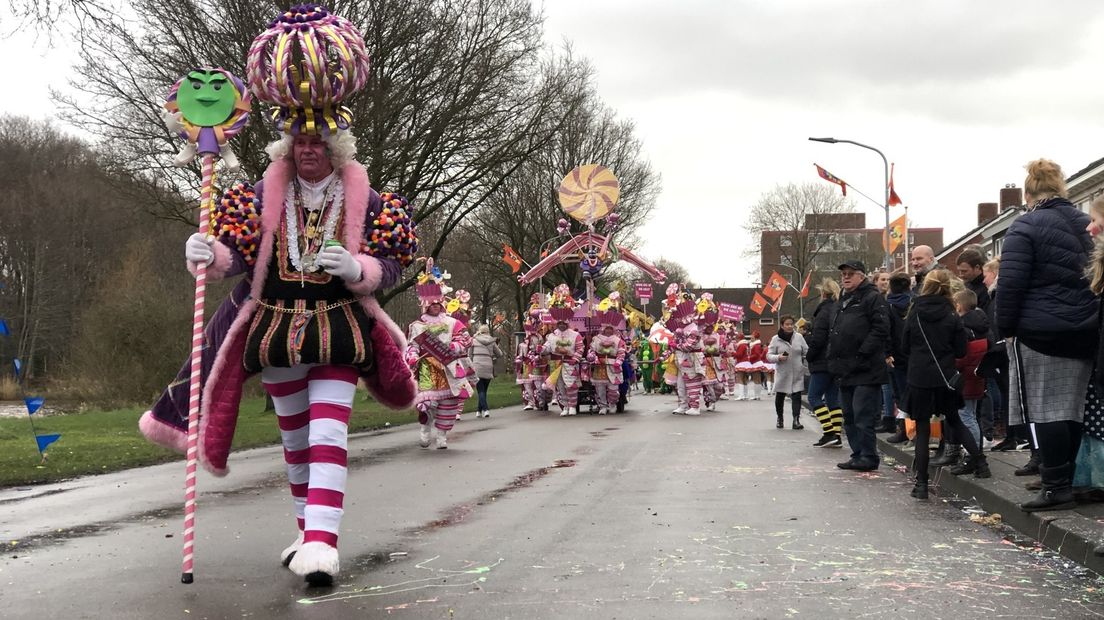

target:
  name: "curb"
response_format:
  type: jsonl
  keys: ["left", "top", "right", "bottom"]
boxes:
{"left": 878, "top": 436, "right": 1104, "bottom": 575}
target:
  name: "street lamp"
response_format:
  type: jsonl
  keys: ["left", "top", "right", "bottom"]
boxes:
{"left": 809, "top": 137, "right": 891, "bottom": 270}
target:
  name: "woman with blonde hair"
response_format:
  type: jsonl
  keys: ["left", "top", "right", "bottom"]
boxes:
{"left": 806, "top": 278, "right": 844, "bottom": 447}
{"left": 999, "top": 159, "right": 1097, "bottom": 512}
{"left": 1073, "top": 197, "right": 1104, "bottom": 500}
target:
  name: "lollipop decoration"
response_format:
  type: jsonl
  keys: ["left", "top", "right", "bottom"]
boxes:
{"left": 558, "top": 164, "right": 620, "bottom": 226}
{"left": 163, "top": 68, "right": 251, "bottom": 172}
{"left": 246, "top": 4, "right": 370, "bottom": 135}
{"left": 164, "top": 68, "right": 251, "bottom": 586}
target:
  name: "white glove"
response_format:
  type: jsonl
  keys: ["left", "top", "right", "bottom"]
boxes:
{"left": 317, "top": 245, "right": 363, "bottom": 282}
{"left": 185, "top": 233, "right": 215, "bottom": 266}
{"left": 161, "top": 108, "right": 184, "bottom": 134}
{"left": 219, "top": 142, "right": 240, "bottom": 174}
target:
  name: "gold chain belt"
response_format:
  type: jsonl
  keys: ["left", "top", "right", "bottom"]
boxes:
{"left": 256, "top": 298, "right": 357, "bottom": 315}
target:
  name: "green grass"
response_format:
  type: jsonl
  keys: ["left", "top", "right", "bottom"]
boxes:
{"left": 0, "top": 379, "right": 522, "bottom": 488}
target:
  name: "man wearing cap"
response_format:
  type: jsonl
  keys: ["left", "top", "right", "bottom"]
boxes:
{"left": 827, "top": 260, "right": 891, "bottom": 471}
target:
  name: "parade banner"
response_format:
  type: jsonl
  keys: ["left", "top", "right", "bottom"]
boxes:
{"left": 414, "top": 330, "right": 460, "bottom": 363}
{"left": 634, "top": 282, "right": 652, "bottom": 302}
{"left": 718, "top": 302, "right": 744, "bottom": 321}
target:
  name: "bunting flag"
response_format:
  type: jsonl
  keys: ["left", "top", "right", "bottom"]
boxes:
{"left": 502, "top": 244, "right": 523, "bottom": 273}
{"left": 799, "top": 272, "right": 812, "bottom": 298}
{"left": 762, "top": 271, "right": 788, "bottom": 302}
{"left": 888, "top": 163, "right": 903, "bottom": 207}
{"left": 883, "top": 213, "right": 907, "bottom": 253}
{"left": 770, "top": 288, "right": 785, "bottom": 313}
{"left": 749, "top": 292, "right": 768, "bottom": 315}
{"left": 0, "top": 319, "right": 9, "bottom": 336}
{"left": 814, "top": 163, "right": 847, "bottom": 196}
{"left": 493, "top": 312, "right": 505, "bottom": 326}
{"left": 13, "top": 357, "right": 22, "bottom": 379}
{"left": 35, "top": 433, "right": 61, "bottom": 453}
{"left": 24, "top": 396, "right": 44, "bottom": 414}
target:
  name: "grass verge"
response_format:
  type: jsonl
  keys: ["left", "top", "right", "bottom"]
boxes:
{"left": 0, "top": 379, "right": 522, "bottom": 488}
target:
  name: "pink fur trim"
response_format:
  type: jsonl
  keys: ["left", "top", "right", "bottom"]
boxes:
{"left": 186, "top": 240, "right": 233, "bottom": 280}
{"left": 345, "top": 255, "right": 383, "bottom": 296}
{"left": 197, "top": 298, "right": 256, "bottom": 477}
{"left": 340, "top": 162, "right": 371, "bottom": 249}
{"left": 138, "top": 411, "right": 188, "bottom": 453}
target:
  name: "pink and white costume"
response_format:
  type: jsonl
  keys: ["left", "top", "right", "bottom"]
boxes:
{"left": 544, "top": 313, "right": 584, "bottom": 416}
{"left": 588, "top": 314, "right": 626, "bottom": 415}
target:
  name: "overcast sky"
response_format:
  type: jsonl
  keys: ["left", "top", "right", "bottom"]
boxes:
{"left": 5, "top": 1, "right": 1104, "bottom": 287}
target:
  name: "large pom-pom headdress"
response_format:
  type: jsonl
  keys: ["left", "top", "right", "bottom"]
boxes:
{"left": 247, "top": 5, "right": 370, "bottom": 135}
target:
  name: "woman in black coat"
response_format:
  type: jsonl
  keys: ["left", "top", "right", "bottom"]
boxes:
{"left": 899, "top": 270, "right": 968, "bottom": 499}
{"left": 805, "top": 279, "right": 843, "bottom": 447}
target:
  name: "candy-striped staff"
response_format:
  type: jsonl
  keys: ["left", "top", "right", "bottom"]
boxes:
{"left": 163, "top": 68, "right": 251, "bottom": 584}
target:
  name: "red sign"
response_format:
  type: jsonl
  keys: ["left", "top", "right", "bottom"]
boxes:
{"left": 634, "top": 282, "right": 653, "bottom": 301}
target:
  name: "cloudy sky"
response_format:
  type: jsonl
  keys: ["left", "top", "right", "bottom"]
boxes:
{"left": 5, "top": 1, "right": 1104, "bottom": 287}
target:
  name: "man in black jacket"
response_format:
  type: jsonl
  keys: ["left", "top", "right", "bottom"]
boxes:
{"left": 828, "top": 260, "right": 891, "bottom": 471}
{"left": 956, "top": 248, "right": 991, "bottom": 312}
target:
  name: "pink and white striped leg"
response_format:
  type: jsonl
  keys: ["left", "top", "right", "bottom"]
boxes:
{"left": 303, "top": 365, "right": 358, "bottom": 548}
{"left": 432, "top": 397, "right": 463, "bottom": 433}
{"left": 685, "top": 376, "right": 704, "bottom": 409}
{"left": 263, "top": 365, "right": 312, "bottom": 532}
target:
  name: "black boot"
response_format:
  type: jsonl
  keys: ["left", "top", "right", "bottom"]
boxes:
{"left": 1014, "top": 450, "right": 1040, "bottom": 476}
{"left": 932, "top": 444, "right": 962, "bottom": 467}
{"left": 776, "top": 413, "right": 784, "bottom": 429}
{"left": 948, "top": 455, "right": 977, "bottom": 476}
{"left": 973, "top": 454, "right": 992, "bottom": 479}
{"left": 911, "top": 477, "right": 929, "bottom": 499}
{"left": 886, "top": 419, "right": 908, "bottom": 444}
{"left": 877, "top": 417, "right": 896, "bottom": 433}
{"left": 1021, "top": 463, "right": 1077, "bottom": 512}
{"left": 792, "top": 414, "right": 803, "bottom": 430}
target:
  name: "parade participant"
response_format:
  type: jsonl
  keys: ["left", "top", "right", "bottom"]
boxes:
{"left": 639, "top": 340, "right": 657, "bottom": 394}
{"left": 732, "top": 331, "right": 752, "bottom": 400}
{"left": 406, "top": 265, "right": 474, "bottom": 450}
{"left": 748, "top": 331, "right": 766, "bottom": 400}
{"left": 529, "top": 309, "right": 554, "bottom": 411}
{"left": 589, "top": 310, "right": 627, "bottom": 415}
{"left": 807, "top": 278, "right": 843, "bottom": 447}
{"left": 699, "top": 309, "right": 724, "bottom": 412}
{"left": 768, "top": 315, "right": 809, "bottom": 429}
{"left": 722, "top": 324, "right": 739, "bottom": 397}
{"left": 669, "top": 298, "right": 705, "bottom": 415}
{"left": 517, "top": 317, "right": 539, "bottom": 410}
{"left": 544, "top": 286, "right": 584, "bottom": 415}
{"left": 662, "top": 338, "right": 679, "bottom": 395}
{"left": 144, "top": 6, "right": 419, "bottom": 586}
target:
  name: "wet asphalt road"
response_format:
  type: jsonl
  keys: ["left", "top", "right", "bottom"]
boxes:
{"left": 3, "top": 393, "right": 1104, "bottom": 619}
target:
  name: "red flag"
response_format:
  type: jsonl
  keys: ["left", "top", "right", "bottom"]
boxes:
{"left": 814, "top": 163, "right": 847, "bottom": 197}
{"left": 750, "top": 293, "right": 768, "bottom": 315}
{"left": 762, "top": 271, "right": 788, "bottom": 301}
{"left": 770, "top": 288, "right": 785, "bottom": 313}
{"left": 888, "top": 163, "right": 903, "bottom": 207}
{"left": 502, "top": 244, "right": 522, "bottom": 273}
{"left": 799, "top": 272, "right": 812, "bottom": 298}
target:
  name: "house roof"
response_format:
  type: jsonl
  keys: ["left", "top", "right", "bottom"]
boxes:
{"left": 935, "top": 207, "right": 1024, "bottom": 260}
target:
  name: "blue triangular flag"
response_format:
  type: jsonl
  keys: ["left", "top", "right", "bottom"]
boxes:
{"left": 13, "top": 358, "right": 22, "bottom": 378}
{"left": 0, "top": 319, "right": 9, "bottom": 336}
{"left": 35, "top": 433, "right": 61, "bottom": 452}
{"left": 25, "top": 396, "right": 44, "bottom": 415}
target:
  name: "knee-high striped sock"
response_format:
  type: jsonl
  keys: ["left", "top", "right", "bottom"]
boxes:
{"left": 813, "top": 406, "right": 832, "bottom": 433}
{"left": 434, "top": 397, "right": 463, "bottom": 432}
{"left": 829, "top": 409, "right": 844, "bottom": 434}
{"left": 263, "top": 365, "right": 312, "bottom": 532}
{"left": 303, "top": 365, "right": 357, "bottom": 548}
{"left": 566, "top": 386, "right": 579, "bottom": 408}
{"left": 607, "top": 384, "right": 619, "bottom": 407}
{"left": 686, "top": 377, "right": 703, "bottom": 408}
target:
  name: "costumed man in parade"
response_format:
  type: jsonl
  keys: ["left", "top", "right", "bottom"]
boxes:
{"left": 669, "top": 294, "right": 705, "bottom": 416}
{"left": 517, "top": 315, "right": 539, "bottom": 410}
{"left": 722, "top": 324, "right": 739, "bottom": 397}
{"left": 406, "top": 263, "right": 475, "bottom": 450}
{"left": 589, "top": 298, "right": 627, "bottom": 415}
{"left": 698, "top": 295, "right": 723, "bottom": 412}
{"left": 530, "top": 316, "right": 553, "bottom": 410}
{"left": 544, "top": 285, "right": 584, "bottom": 415}
{"left": 639, "top": 337, "right": 657, "bottom": 394}
{"left": 141, "top": 6, "right": 418, "bottom": 587}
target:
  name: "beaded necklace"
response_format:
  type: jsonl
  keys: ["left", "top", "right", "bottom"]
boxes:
{"left": 284, "top": 176, "right": 345, "bottom": 276}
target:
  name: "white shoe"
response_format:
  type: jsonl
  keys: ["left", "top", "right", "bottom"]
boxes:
{"left": 523, "top": 404, "right": 535, "bottom": 411}
{"left": 706, "top": 402, "right": 715, "bottom": 412}
{"left": 599, "top": 408, "right": 608, "bottom": 415}
{"left": 560, "top": 408, "right": 569, "bottom": 416}
{"left": 483, "top": 410, "right": 490, "bottom": 418}
{"left": 456, "top": 413, "right": 463, "bottom": 421}
{"left": 280, "top": 531, "right": 303, "bottom": 567}
{"left": 685, "top": 408, "right": 701, "bottom": 416}
{"left": 288, "top": 541, "right": 339, "bottom": 586}
{"left": 567, "top": 407, "right": 577, "bottom": 416}
{"left": 672, "top": 407, "right": 687, "bottom": 415}
{"left": 436, "top": 432, "right": 448, "bottom": 449}
{"left": 418, "top": 424, "right": 432, "bottom": 448}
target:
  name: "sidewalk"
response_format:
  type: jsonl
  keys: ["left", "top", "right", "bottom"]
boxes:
{"left": 878, "top": 434, "right": 1104, "bottom": 574}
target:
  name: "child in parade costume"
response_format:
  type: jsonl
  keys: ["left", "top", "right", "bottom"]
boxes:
{"left": 143, "top": 6, "right": 418, "bottom": 587}
{"left": 529, "top": 320, "right": 553, "bottom": 410}
{"left": 589, "top": 310, "right": 627, "bottom": 414}
{"left": 697, "top": 295, "right": 723, "bottom": 411}
{"left": 722, "top": 324, "right": 739, "bottom": 397}
{"left": 668, "top": 297, "right": 705, "bottom": 415}
{"left": 639, "top": 342, "right": 657, "bottom": 394}
{"left": 406, "top": 264, "right": 475, "bottom": 450}
{"left": 544, "top": 286, "right": 584, "bottom": 415}
{"left": 516, "top": 318, "right": 539, "bottom": 410}
{"left": 748, "top": 331, "right": 766, "bottom": 400}
{"left": 732, "top": 332, "right": 753, "bottom": 400}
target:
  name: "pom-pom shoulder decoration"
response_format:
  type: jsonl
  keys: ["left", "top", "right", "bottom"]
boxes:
{"left": 213, "top": 182, "right": 261, "bottom": 265}
{"left": 366, "top": 192, "right": 417, "bottom": 268}
{"left": 163, "top": 68, "right": 251, "bottom": 171}
{"left": 247, "top": 4, "right": 370, "bottom": 136}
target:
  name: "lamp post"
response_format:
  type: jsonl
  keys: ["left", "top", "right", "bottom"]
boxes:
{"left": 809, "top": 137, "right": 891, "bottom": 270}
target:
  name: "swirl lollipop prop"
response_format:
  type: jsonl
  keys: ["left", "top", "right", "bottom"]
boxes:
{"left": 557, "top": 164, "right": 620, "bottom": 227}
{"left": 163, "top": 68, "right": 250, "bottom": 585}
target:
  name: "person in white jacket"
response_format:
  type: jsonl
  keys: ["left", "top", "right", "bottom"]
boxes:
{"left": 767, "top": 315, "right": 809, "bottom": 430}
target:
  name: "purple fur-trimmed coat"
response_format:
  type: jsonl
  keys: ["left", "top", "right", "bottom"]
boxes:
{"left": 139, "top": 159, "right": 417, "bottom": 476}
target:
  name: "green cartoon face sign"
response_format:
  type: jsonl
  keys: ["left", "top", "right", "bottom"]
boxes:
{"left": 176, "top": 70, "right": 236, "bottom": 127}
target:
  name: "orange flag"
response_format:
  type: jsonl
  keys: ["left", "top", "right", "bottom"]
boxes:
{"left": 502, "top": 244, "right": 522, "bottom": 273}
{"left": 888, "top": 163, "right": 903, "bottom": 207}
{"left": 762, "top": 271, "right": 788, "bottom": 301}
{"left": 799, "top": 272, "right": 812, "bottom": 298}
{"left": 770, "top": 288, "right": 785, "bottom": 313}
{"left": 750, "top": 293, "right": 768, "bottom": 315}
{"left": 883, "top": 213, "right": 907, "bottom": 253}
